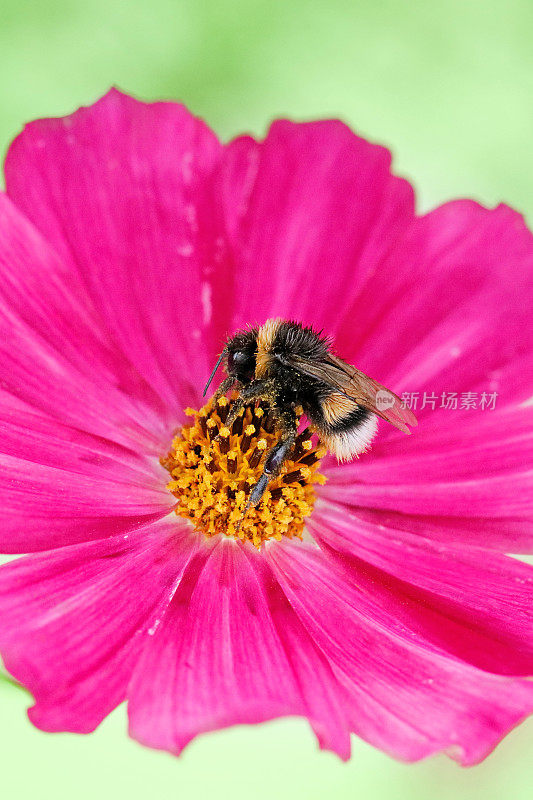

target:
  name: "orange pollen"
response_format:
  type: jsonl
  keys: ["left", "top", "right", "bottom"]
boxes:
{"left": 160, "top": 395, "right": 327, "bottom": 548}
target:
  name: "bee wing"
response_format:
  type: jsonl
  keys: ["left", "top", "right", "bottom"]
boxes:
{"left": 282, "top": 352, "right": 417, "bottom": 434}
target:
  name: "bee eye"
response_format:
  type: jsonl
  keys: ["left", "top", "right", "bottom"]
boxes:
{"left": 232, "top": 351, "right": 248, "bottom": 365}
{"left": 227, "top": 348, "right": 256, "bottom": 382}
{"left": 227, "top": 350, "right": 248, "bottom": 371}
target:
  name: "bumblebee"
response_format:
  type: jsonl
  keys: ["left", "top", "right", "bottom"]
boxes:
{"left": 204, "top": 318, "right": 417, "bottom": 509}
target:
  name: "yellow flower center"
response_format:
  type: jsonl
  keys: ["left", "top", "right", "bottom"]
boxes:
{"left": 161, "top": 395, "right": 326, "bottom": 547}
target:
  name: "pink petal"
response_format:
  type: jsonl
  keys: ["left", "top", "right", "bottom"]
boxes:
{"left": 309, "top": 501, "right": 533, "bottom": 675}
{"left": 0, "top": 454, "right": 173, "bottom": 553}
{"left": 0, "top": 193, "right": 176, "bottom": 452}
{"left": 335, "top": 507, "right": 533, "bottom": 554}
{"left": 0, "top": 400, "right": 163, "bottom": 483}
{"left": 0, "top": 377, "right": 174, "bottom": 552}
{"left": 320, "top": 407, "right": 533, "bottom": 532}
{"left": 334, "top": 201, "right": 533, "bottom": 408}
{"left": 217, "top": 120, "right": 413, "bottom": 334}
{"left": 5, "top": 89, "right": 226, "bottom": 409}
{"left": 329, "top": 405, "right": 533, "bottom": 483}
{"left": 0, "top": 519, "right": 199, "bottom": 733}
{"left": 321, "top": 468, "right": 531, "bottom": 517}
{"left": 128, "top": 538, "right": 350, "bottom": 758}
{"left": 267, "top": 539, "right": 533, "bottom": 765}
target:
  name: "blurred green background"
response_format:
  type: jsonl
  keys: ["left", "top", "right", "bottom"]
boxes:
{"left": 1, "top": 0, "right": 532, "bottom": 798}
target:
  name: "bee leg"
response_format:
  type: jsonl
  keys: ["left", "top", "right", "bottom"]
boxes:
{"left": 238, "top": 379, "right": 276, "bottom": 402}
{"left": 222, "top": 397, "right": 245, "bottom": 432}
{"left": 212, "top": 376, "right": 238, "bottom": 402}
{"left": 222, "top": 379, "right": 274, "bottom": 430}
{"left": 211, "top": 380, "right": 243, "bottom": 440}
{"left": 245, "top": 410, "right": 297, "bottom": 509}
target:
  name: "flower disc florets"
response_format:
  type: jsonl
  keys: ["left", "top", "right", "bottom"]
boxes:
{"left": 161, "top": 395, "right": 326, "bottom": 547}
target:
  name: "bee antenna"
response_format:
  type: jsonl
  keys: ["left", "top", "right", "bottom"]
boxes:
{"left": 203, "top": 350, "right": 226, "bottom": 397}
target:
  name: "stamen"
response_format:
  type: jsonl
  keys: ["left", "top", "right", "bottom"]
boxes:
{"left": 232, "top": 408, "right": 245, "bottom": 436}
{"left": 217, "top": 396, "right": 229, "bottom": 423}
{"left": 248, "top": 439, "right": 267, "bottom": 469}
{"left": 252, "top": 405, "right": 265, "bottom": 428}
{"left": 298, "top": 451, "right": 321, "bottom": 467}
{"left": 292, "top": 429, "right": 313, "bottom": 459}
{"left": 218, "top": 426, "right": 231, "bottom": 454}
{"left": 207, "top": 417, "right": 218, "bottom": 440}
{"left": 263, "top": 413, "right": 276, "bottom": 434}
{"left": 241, "top": 424, "right": 255, "bottom": 452}
{"left": 227, "top": 451, "right": 238, "bottom": 474}
{"left": 161, "top": 394, "right": 326, "bottom": 547}
{"left": 198, "top": 414, "right": 208, "bottom": 437}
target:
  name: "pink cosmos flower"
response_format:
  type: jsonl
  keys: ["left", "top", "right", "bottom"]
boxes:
{"left": 0, "top": 89, "right": 532, "bottom": 764}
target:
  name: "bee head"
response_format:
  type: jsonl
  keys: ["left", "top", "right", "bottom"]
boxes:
{"left": 203, "top": 328, "right": 258, "bottom": 397}
{"left": 226, "top": 330, "right": 257, "bottom": 383}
